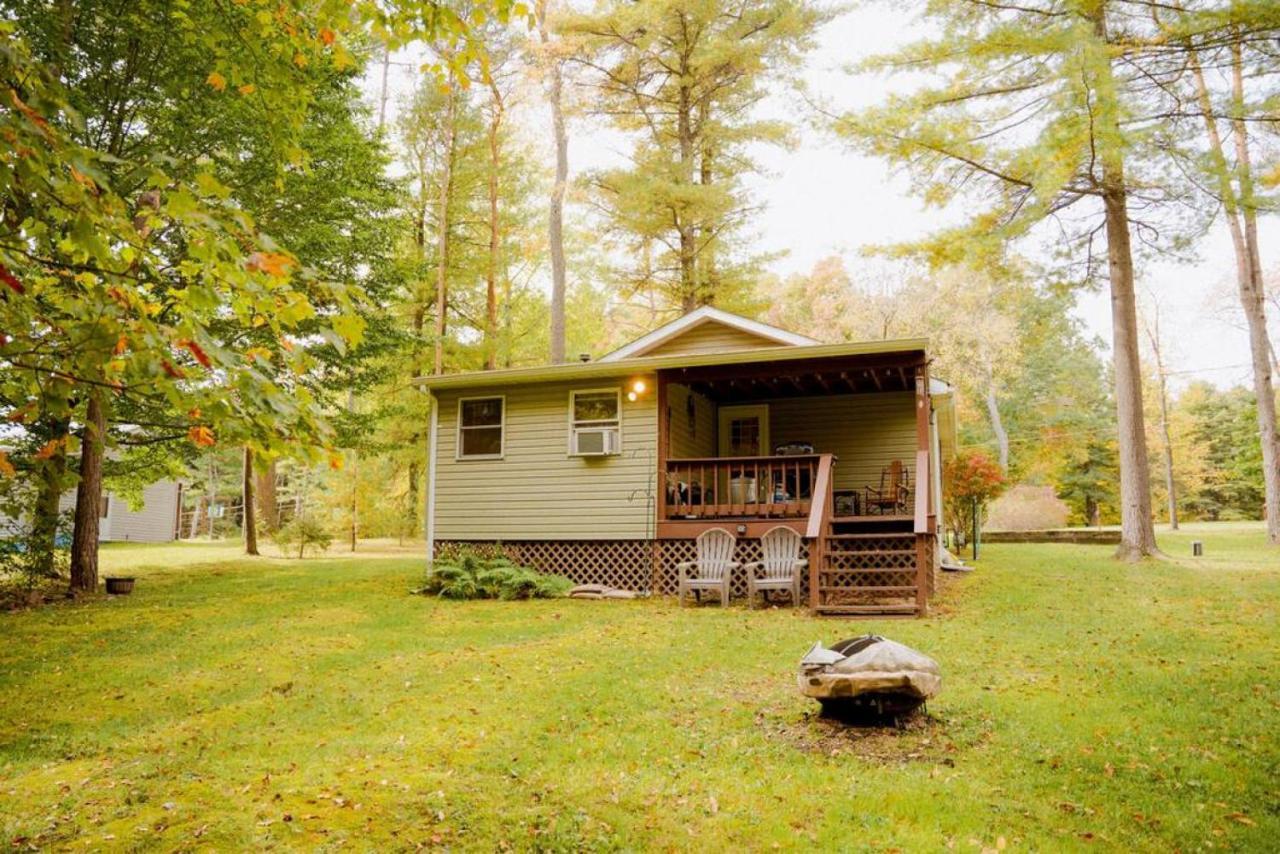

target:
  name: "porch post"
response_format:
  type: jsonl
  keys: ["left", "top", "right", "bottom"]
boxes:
{"left": 914, "top": 365, "right": 931, "bottom": 616}
{"left": 653, "top": 372, "right": 668, "bottom": 592}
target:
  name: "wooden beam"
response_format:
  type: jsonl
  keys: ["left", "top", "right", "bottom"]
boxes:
{"left": 866, "top": 369, "right": 882, "bottom": 391}
{"left": 839, "top": 371, "right": 858, "bottom": 394}
{"left": 672, "top": 351, "right": 925, "bottom": 386}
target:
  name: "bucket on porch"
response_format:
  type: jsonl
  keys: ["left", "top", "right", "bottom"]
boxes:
{"left": 728, "top": 476, "right": 757, "bottom": 504}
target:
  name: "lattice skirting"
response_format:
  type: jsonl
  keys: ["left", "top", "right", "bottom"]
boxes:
{"left": 433, "top": 538, "right": 809, "bottom": 601}
{"left": 433, "top": 537, "right": 932, "bottom": 605}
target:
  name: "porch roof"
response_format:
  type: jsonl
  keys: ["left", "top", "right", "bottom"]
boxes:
{"left": 413, "top": 337, "right": 932, "bottom": 392}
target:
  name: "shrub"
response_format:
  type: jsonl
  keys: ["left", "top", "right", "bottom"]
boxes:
{"left": 414, "top": 550, "right": 572, "bottom": 601}
{"left": 271, "top": 515, "right": 332, "bottom": 559}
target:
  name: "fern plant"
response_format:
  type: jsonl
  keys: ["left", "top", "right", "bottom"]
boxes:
{"left": 413, "top": 549, "right": 572, "bottom": 601}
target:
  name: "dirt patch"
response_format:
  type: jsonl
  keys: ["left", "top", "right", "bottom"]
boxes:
{"left": 762, "top": 707, "right": 959, "bottom": 765}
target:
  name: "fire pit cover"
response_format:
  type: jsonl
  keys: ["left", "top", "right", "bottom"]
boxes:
{"left": 797, "top": 635, "right": 941, "bottom": 703}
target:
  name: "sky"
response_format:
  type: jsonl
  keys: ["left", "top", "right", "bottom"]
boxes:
{"left": 363, "top": 4, "right": 1277, "bottom": 393}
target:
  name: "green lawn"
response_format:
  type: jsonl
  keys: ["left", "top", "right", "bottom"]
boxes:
{"left": 1, "top": 525, "right": 1277, "bottom": 850}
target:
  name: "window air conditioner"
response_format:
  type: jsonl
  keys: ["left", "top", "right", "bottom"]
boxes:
{"left": 574, "top": 427, "right": 620, "bottom": 456}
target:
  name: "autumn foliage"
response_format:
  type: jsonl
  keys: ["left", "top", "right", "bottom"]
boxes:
{"left": 944, "top": 450, "right": 1009, "bottom": 544}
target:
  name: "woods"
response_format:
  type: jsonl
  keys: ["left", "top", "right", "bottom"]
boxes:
{"left": 1, "top": 0, "right": 1278, "bottom": 588}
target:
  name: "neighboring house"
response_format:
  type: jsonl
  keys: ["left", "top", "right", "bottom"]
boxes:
{"left": 417, "top": 307, "right": 956, "bottom": 616}
{"left": 56, "top": 480, "right": 182, "bottom": 543}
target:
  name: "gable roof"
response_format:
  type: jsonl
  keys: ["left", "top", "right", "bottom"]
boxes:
{"left": 597, "top": 306, "right": 818, "bottom": 362}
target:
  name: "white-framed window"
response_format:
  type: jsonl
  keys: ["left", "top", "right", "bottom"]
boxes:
{"left": 456, "top": 396, "right": 505, "bottom": 459}
{"left": 569, "top": 388, "right": 622, "bottom": 456}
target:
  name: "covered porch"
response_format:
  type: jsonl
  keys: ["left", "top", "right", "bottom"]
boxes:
{"left": 654, "top": 349, "right": 941, "bottom": 616}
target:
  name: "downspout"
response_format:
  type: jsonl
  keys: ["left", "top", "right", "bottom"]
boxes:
{"left": 931, "top": 408, "right": 943, "bottom": 553}
{"left": 425, "top": 391, "right": 439, "bottom": 562}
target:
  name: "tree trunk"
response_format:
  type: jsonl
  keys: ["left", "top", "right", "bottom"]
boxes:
{"left": 1102, "top": 183, "right": 1159, "bottom": 558}
{"left": 243, "top": 446, "right": 258, "bottom": 555}
{"left": 1189, "top": 41, "right": 1280, "bottom": 544}
{"left": 538, "top": 0, "right": 569, "bottom": 364}
{"left": 676, "top": 80, "right": 697, "bottom": 312}
{"left": 69, "top": 391, "right": 106, "bottom": 592}
{"left": 1092, "top": 4, "right": 1158, "bottom": 559}
{"left": 31, "top": 415, "right": 69, "bottom": 577}
{"left": 983, "top": 366, "right": 1009, "bottom": 471}
{"left": 484, "top": 80, "right": 504, "bottom": 371}
{"left": 1230, "top": 43, "right": 1280, "bottom": 545}
{"left": 1141, "top": 299, "right": 1178, "bottom": 529}
{"left": 256, "top": 458, "right": 278, "bottom": 530}
{"left": 433, "top": 74, "right": 457, "bottom": 376}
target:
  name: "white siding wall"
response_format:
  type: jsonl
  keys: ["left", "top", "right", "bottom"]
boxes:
{"left": 55, "top": 481, "right": 180, "bottom": 543}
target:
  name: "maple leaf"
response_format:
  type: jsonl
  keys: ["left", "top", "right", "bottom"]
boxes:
{"left": 34, "top": 438, "right": 65, "bottom": 460}
{"left": 206, "top": 71, "right": 227, "bottom": 92}
{"left": 0, "top": 264, "right": 24, "bottom": 294}
{"left": 188, "top": 426, "right": 216, "bottom": 447}
{"left": 161, "top": 361, "right": 186, "bottom": 379}
{"left": 113, "top": 334, "right": 128, "bottom": 355}
{"left": 0, "top": 451, "right": 14, "bottom": 478}
{"left": 237, "top": 83, "right": 257, "bottom": 96}
{"left": 245, "top": 346, "right": 272, "bottom": 362}
{"left": 319, "top": 27, "right": 336, "bottom": 46}
{"left": 328, "top": 452, "right": 343, "bottom": 471}
{"left": 247, "top": 251, "right": 294, "bottom": 277}
{"left": 179, "top": 339, "right": 213, "bottom": 369}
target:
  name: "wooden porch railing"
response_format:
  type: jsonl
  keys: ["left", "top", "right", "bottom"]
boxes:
{"left": 662, "top": 454, "right": 830, "bottom": 520}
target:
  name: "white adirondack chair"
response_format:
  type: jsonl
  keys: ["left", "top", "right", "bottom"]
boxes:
{"left": 676, "top": 527, "right": 738, "bottom": 607}
{"left": 744, "top": 526, "right": 806, "bottom": 608}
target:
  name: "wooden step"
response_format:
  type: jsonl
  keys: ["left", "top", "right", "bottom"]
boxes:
{"left": 829, "top": 515, "right": 912, "bottom": 524}
{"left": 818, "top": 585, "right": 917, "bottom": 594}
{"left": 813, "top": 604, "right": 920, "bottom": 616}
{"left": 817, "top": 567, "right": 916, "bottom": 575}
{"left": 823, "top": 548, "right": 916, "bottom": 557}
{"left": 825, "top": 532, "right": 915, "bottom": 540}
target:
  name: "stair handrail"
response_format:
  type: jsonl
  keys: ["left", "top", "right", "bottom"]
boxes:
{"left": 806, "top": 453, "right": 835, "bottom": 539}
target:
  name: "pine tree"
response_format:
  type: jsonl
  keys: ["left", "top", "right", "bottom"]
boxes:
{"left": 567, "top": 0, "right": 826, "bottom": 313}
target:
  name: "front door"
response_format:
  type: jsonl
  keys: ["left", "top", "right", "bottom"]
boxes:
{"left": 718, "top": 404, "right": 770, "bottom": 457}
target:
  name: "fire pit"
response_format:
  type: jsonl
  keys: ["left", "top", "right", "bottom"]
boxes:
{"left": 797, "top": 635, "right": 941, "bottom": 720}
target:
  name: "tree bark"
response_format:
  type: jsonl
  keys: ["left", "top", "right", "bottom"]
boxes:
{"left": 1230, "top": 42, "right": 1280, "bottom": 545}
{"left": 433, "top": 73, "right": 457, "bottom": 376}
{"left": 1092, "top": 4, "right": 1158, "bottom": 559}
{"left": 1102, "top": 184, "right": 1159, "bottom": 558}
{"left": 256, "top": 458, "right": 278, "bottom": 530}
{"left": 69, "top": 391, "right": 106, "bottom": 592}
{"left": 538, "top": 0, "right": 569, "bottom": 364}
{"left": 484, "top": 78, "right": 505, "bottom": 371}
{"left": 982, "top": 361, "right": 1009, "bottom": 471}
{"left": 1189, "top": 41, "right": 1280, "bottom": 544}
{"left": 31, "top": 415, "right": 69, "bottom": 577}
{"left": 676, "top": 79, "right": 697, "bottom": 312}
{"left": 1142, "top": 306, "right": 1179, "bottom": 530}
{"left": 243, "top": 446, "right": 258, "bottom": 555}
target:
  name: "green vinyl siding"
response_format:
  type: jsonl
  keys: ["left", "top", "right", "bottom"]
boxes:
{"left": 667, "top": 384, "right": 716, "bottom": 459}
{"left": 433, "top": 377, "right": 657, "bottom": 541}
{"left": 766, "top": 391, "right": 918, "bottom": 499}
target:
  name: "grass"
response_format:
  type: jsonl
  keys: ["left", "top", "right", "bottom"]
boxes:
{"left": 1, "top": 525, "right": 1277, "bottom": 850}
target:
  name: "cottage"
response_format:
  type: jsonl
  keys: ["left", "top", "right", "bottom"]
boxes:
{"left": 417, "top": 307, "right": 955, "bottom": 616}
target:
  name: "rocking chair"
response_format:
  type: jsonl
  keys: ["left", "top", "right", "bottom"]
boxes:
{"left": 864, "top": 460, "right": 910, "bottom": 515}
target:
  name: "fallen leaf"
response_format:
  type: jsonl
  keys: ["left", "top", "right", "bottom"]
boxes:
{"left": 206, "top": 72, "right": 226, "bottom": 91}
